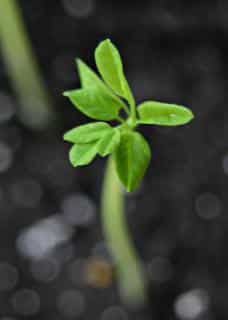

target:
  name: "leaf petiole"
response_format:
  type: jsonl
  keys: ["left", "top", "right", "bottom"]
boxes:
{"left": 125, "top": 82, "right": 137, "bottom": 122}
{"left": 121, "top": 102, "right": 131, "bottom": 116}
{"left": 116, "top": 115, "right": 125, "bottom": 124}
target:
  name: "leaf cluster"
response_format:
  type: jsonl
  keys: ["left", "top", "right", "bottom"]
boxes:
{"left": 63, "top": 39, "right": 194, "bottom": 191}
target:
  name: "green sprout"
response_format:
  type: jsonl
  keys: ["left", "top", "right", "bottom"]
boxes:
{"left": 63, "top": 39, "right": 194, "bottom": 306}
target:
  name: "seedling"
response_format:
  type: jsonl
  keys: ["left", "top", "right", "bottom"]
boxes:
{"left": 63, "top": 39, "right": 194, "bottom": 305}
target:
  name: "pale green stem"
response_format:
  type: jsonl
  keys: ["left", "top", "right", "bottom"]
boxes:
{"left": 116, "top": 115, "right": 125, "bottom": 124}
{"left": 122, "top": 102, "right": 130, "bottom": 116}
{"left": 101, "top": 157, "right": 147, "bottom": 306}
{"left": 124, "top": 79, "right": 136, "bottom": 123}
{"left": 129, "top": 99, "right": 136, "bottom": 123}
{"left": 0, "top": 0, "right": 56, "bottom": 130}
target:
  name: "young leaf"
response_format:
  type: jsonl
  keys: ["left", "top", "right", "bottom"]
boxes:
{"left": 98, "top": 128, "right": 120, "bottom": 157}
{"left": 95, "top": 39, "right": 135, "bottom": 108}
{"left": 64, "top": 87, "right": 122, "bottom": 121}
{"left": 77, "top": 58, "right": 107, "bottom": 89}
{"left": 76, "top": 59, "right": 128, "bottom": 112}
{"left": 63, "top": 122, "right": 112, "bottom": 144}
{"left": 69, "top": 142, "right": 98, "bottom": 167}
{"left": 114, "top": 131, "right": 151, "bottom": 191}
{"left": 138, "top": 101, "right": 194, "bottom": 126}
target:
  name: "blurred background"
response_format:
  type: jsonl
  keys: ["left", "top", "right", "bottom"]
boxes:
{"left": 0, "top": 0, "right": 227, "bottom": 319}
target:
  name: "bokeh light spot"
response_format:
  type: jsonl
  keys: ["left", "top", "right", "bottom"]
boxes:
{"left": 62, "top": 0, "right": 95, "bottom": 18}
{"left": 61, "top": 193, "right": 96, "bottom": 227}
{"left": 195, "top": 192, "right": 222, "bottom": 219}
{"left": 0, "top": 142, "right": 13, "bottom": 173}
{"left": 174, "top": 289, "right": 209, "bottom": 320}
{"left": 0, "top": 263, "right": 18, "bottom": 291}
{"left": 9, "top": 178, "right": 43, "bottom": 208}
{"left": 85, "top": 258, "right": 113, "bottom": 288}
{"left": 101, "top": 306, "right": 128, "bottom": 320}
{"left": 17, "top": 215, "right": 74, "bottom": 260}
{"left": 11, "top": 289, "right": 40, "bottom": 316}
{"left": 57, "top": 289, "right": 86, "bottom": 318}
{"left": 30, "top": 258, "right": 60, "bottom": 283}
{"left": 147, "top": 256, "right": 173, "bottom": 283}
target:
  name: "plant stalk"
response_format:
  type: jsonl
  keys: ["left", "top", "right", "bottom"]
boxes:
{"left": 101, "top": 157, "right": 147, "bottom": 306}
{"left": 0, "top": 0, "right": 56, "bottom": 130}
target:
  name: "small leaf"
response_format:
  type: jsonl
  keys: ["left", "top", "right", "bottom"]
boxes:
{"left": 76, "top": 59, "right": 127, "bottom": 110}
{"left": 114, "top": 131, "right": 151, "bottom": 191}
{"left": 138, "top": 101, "right": 194, "bottom": 126}
{"left": 69, "top": 142, "right": 98, "bottom": 167}
{"left": 95, "top": 39, "right": 135, "bottom": 107}
{"left": 68, "top": 127, "right": 121, "bottom": 167}
{"left": 64, "top": 87, "right": 122, "bottom": 121}
{"left": 98, "top": 129, "right": 120, "bottom": 157}
{"left": 63, "top": 122, "right": 112, "bottom": 143}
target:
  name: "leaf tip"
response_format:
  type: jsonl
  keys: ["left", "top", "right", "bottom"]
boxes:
{"left": 63, "top": 132, "right": 70, "bottom": 142}
{"left": 75, "top": 57, "right": 82, "bottom": 66}
{"left": 69, "top": 153, "right": 77, "bottom": 167}
{"left": 95, "top": 38, "right": 113, "bottom": 55}
{"left": 190, "top": 109, "right": 195, "bottom": 120}
{"left": 185, "top": 108, "right": 194, "bottom": 124}
{"left": 98, "top": 38, "right": 111, "bottom": 45}
{"left": 104, "top": 38, "right": 112, "bottom": 44}
{"left": 75, "top": 58, "right": 85, "bottom": 74}
{"left": 70, "top": 161, "right": 78, "bottom": 168}
{"left": 63, "top": 91, "right": 70, "bottom": 97}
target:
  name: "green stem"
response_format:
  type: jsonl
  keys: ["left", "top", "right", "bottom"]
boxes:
{"left": 130, "top": 100, "right": 136, "bottom": 123}
{"left": 124, "top": 79, "right": 136, "bottom": 123}
{"left": 116, "top": 115, "right": 125, "bottom": 124}
{"left": 122, "top": 103, "right": 131, "bottom": 116}
{"left": 101, "top": 157, "right": 147, "bottom": 306}
{"left": 0, "top": 0, "right": 56, "bottom": 130}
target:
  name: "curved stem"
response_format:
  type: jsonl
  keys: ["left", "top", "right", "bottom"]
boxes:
{"left": 116, "top": 115, "right": 125, "bottom": 124}
{"left": 122, "top": 103, "right": 131, "bottom": 116}
{"left": 101, "top": 157, "right": 147, "bottom": 306}
{"left": 0, "top": 0, "right": 56, "bottom": 130}
{"left": 124, "top": 80, "right": 136, "bottom": 123}
{"left": 130, "top": 101, "right": 136, "bottom": 124}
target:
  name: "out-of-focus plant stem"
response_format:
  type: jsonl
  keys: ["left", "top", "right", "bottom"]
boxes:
{"left": 0, "top": 0, "right": 56, "bottom": 130}
{"left": 101, "top": 157, "right": 147, "bottom": 307}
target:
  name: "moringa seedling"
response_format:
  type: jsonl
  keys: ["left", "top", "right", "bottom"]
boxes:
{"left": 63, "top": 39, "right": 194, "bottom": 306}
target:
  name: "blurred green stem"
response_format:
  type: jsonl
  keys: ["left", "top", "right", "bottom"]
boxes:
{"left": 0, "top": 0, "right": 55, "bottom": 130}
{"left": 101, "top": 157, "right": 147, "bottom": 306}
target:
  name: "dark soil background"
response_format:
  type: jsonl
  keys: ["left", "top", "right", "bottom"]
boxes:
{"left": 0, "top": 0, "right": 228, "bottom": 319}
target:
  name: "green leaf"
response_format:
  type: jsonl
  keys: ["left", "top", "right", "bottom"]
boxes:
{"left": 69, "top": 142, "right": 98, "bottom": 167}
{"left": 68, "top": 127, "right": 121, "bottom": 166}
{"left": 63, "top": 122, "right": 112, "bottom": 143}
{"left": 76, "top": 59, "right": 128, "bottom": 111}
{"left": 77, "top": 58, "right": 100, "bottom": 89}
{"left": 98, "top": 128, "right": 120, "bottom": 157}
{"left": 64, "top": 87, "right": 122, "bottom": 121}
{"left": 95, "top": 39, "right": 135, "bottom": 107}
{"left": 114, "top": 131, "right": 151, "bottom": 191}
{"left": 138, "top": 101, "right": 194, "bottom": 126}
